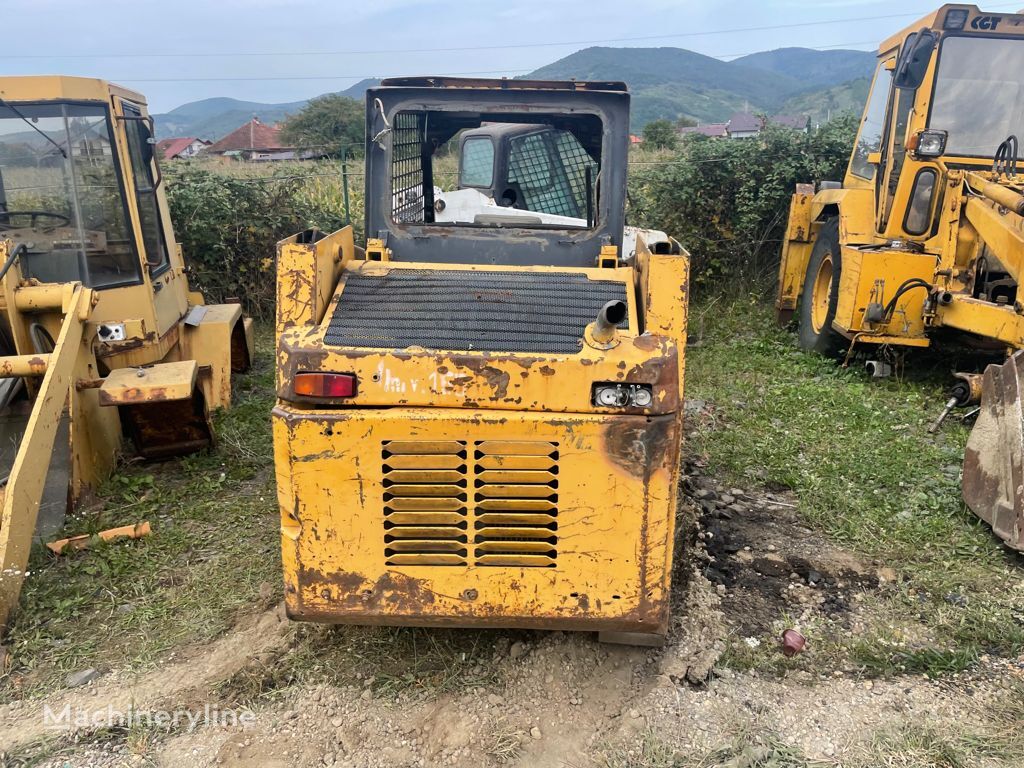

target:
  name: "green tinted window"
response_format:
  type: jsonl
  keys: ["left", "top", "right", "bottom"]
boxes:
{"left": 850, "top": 64, "right": 892, "bottom": 180}
{"left": 460, "top": 137, "right": 494, "bottom": 188}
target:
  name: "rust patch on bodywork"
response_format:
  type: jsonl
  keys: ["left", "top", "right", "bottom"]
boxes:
{"left": 119, "top": 391, "right": 213, "bottom": 459}
{"left": 602, "top": 415, "right": 678, "bottom": 477}
{"left": 98, "top": 386, "right": 167, "bottom": 406}
{"left": 302, "top": 567, "right": 439, "bottom": 612}
{"left": 459, "top": 359, "right": 511, "bottom": 399}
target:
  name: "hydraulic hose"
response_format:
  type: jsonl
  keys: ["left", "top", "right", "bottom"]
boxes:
{"left": 882, "top": 278, "right": 932, "bottom": 321}
{"left": 0, "top": 243, "right": 26, "bottom": 284}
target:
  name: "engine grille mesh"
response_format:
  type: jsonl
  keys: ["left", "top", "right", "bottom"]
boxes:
{"left": 326, "top": 269, "right": 627, "bottom": 354}
{"left": 382, "top": 439, "right": 558, "bottom": 568}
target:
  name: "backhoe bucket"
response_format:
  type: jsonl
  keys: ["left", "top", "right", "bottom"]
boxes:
{"left": 963, "top": 350, "right": 1024, "bottom": 549}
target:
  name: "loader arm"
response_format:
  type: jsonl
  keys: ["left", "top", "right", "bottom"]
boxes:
{"left": 0, "top": 285, "right": 92, "bottom": 628}
{"left": 935, "top": 191, "right": 1024, "bottom": 348}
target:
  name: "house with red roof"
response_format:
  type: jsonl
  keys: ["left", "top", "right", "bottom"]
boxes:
{"left": 204, "top": 117, "right": 297, "bottom": 161}
{"left": 679, "top": 123, "right": 729, "bottom": 139}
{"left": 156, "top": 137, "right": 209, "bottom": 161}
{"left": 678, "top": 112, "right": 810, "bottom": 141}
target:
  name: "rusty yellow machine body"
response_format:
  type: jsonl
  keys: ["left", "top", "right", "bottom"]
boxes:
{"left": 273, "top": 77, "right": 689, "bottom": 642}
{"left": 0, "top": 76, "right": 253, "bottom": 627}
{"left": 775, "top": 6, "right": 1024, "bottom": 548}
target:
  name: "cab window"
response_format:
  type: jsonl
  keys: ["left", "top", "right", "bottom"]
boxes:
{"left": 459, "top": 137, "right": 494, "bottom": 188}
{"left": 0, "top": 101, "right": 140, "bottom": 289}
{"left": 122, "top": 103, "right": 170, "bottom": 277}
{"left": 850, "top": 63, "right": 893, "bottom": 180}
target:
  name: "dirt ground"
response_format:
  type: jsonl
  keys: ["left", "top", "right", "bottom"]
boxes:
{"left": 2, "top": 439, "right": 1021, "bottom": 768}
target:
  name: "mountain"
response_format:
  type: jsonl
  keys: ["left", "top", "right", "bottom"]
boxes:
{"left": 778, "top": 77, "right": 872, "bottom": 126}
{"left": 526, "top": 46, "right": 803, "bottom": 124}
{"left": 525, "top": 46, "right": 874, "bottom": 128}
{"left": 154, "top": 79, "right": 379, "bottom": 140}
{"left": 154, "top": 44, "right": 876, "bottom": 141}
{"left": 731, "top": 48, "right": 875, "bottom": 88}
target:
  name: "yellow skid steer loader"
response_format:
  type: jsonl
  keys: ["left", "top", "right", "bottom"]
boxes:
{"left": 273, "top": 77, "right": 689, "bottom": 644}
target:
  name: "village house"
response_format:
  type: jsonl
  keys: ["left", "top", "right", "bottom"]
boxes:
{"left": 204, "top": 117, "right": 296, "bottom": 161}
{"left": 679, "top": 111, "right": 810, "bottom": 140}
{"left": 155, "top": 137, "right": 210, "bottom": 161}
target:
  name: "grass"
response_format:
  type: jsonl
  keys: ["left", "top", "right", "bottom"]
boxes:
{"left": 687, "top": 298, "right": 1024, "bottom": 677}
{"left": 482, "top": 718, "right": 525, "bottom": 763}
{"left": 603, "top": 729, "right": 828, "bottom": 768}
{"left": 1, "top": 329, "right": 280, "bottom": 702}
{"left": 854, "top": 685, "right": 1024, "bottom": 767}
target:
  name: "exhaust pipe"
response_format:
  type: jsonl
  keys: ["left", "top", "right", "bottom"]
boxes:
{"left": 590, "top": 300, "right": 627, "bottom": 345}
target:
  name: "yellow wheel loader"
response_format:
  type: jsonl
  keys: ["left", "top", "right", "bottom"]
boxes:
{"left": 776, "top": 5, "right": 1024, "bottom": 549}
{"left": 273, "top": 77, "right": 689, "bottom": 644}
{"left": 0, "top": 76, "right": 253, "bottom": 628}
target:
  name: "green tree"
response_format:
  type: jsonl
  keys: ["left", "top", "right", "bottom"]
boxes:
{"left": 675, "top": 116, "right": 698, "bottom": 129}
{"left": 280, "top": 94, "right": 365, "bottom": 157}
{"left": 642, "top": 119, "right": 678, "bottom": 150}
{"left": 628, "top": 115, "right": 857, "bottom": 291}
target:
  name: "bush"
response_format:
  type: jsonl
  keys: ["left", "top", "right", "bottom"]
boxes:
{"left": 627, "top": 116, "right": 857, "bottom": 293}
{"left": 163, "top": 119, "right": 856, "bottom": 316}
{"left": 164, "top": 162, "right": 362, "bottom": 317}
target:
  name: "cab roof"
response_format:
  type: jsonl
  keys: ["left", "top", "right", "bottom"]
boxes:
{"left": 880, "top": 5, "right": 1024, "bottom": 53}
{"left": 0, "top": 75, "right": 146, "bottom": 107}
{"left": 379, "top": 76, "right": 629, "bottom": 93}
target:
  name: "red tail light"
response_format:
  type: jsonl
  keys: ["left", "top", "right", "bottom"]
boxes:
{"left": 294, "top": 372, "right": 357, "bottom": 398}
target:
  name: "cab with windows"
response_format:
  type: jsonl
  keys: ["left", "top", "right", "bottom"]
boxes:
{"left": 0, "top": 76, "right": 251, "bottom": 402}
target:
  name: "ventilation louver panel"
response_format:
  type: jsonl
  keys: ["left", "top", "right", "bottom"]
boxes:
{"left": 381, "top": 439, "right": 559, "bottom": 568}
{"left": 382, "top": 441, "right": 468, "bottom": 566}
{"left": 473, "top": 440, "right": 558, "bottom": 568}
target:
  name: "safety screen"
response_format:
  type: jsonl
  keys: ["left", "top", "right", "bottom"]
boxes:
{"left": 508, "top": 130, "right": 597, "bottom": 219}
{"left": 325, "top": 268, "right": 628, "bottom": 354}
{"left": 391, "top": 112, "right": 426, "bottom": 223}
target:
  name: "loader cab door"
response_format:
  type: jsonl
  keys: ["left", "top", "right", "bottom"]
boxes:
{"left": 876, "top": 84, "right": 917, "bottom": 234}
{"left": 119, "top": 101, "right": 186, "bottom": 335}
{"left": 876, "top": 31, "right": 936, "bottom": 235}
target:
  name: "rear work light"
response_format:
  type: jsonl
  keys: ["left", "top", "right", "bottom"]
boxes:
{"left": 294, "top": 372, "right": 357, "bottom": 398}
{"left": 593, "top": 383, "right": 653, "bottom": 408}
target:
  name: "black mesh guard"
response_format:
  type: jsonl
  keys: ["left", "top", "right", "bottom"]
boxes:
{"left": 324, "top": 269, "right": 628, "bottom": 354}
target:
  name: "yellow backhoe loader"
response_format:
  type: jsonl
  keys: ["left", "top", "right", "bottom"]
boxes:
{"left": 776, "top": 5, "right": 1024, "bottom": 548}
{"left": 273, "top": 77, "right": 689, "bottom": 644}
{"left": 0, "top": 76, "right": 253, "bottom": 628}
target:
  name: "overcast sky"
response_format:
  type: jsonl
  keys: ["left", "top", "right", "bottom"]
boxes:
{"left": 1, "top": 0, "right": 1014, "bottom": 113}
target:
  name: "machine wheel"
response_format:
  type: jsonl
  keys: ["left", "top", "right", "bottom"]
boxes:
{"left": 798, "top": 218, "right": 844, "bottom": 356}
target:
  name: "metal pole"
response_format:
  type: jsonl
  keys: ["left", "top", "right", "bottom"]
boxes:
{"left": 341, "top": 146, "right": 352, "bottom": 227}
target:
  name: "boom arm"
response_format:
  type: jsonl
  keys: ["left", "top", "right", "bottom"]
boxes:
{"left": 0, "top": 285, "right": 93, "bottom": 628}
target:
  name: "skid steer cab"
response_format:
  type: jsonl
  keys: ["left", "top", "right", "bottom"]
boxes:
{"left": 435, "top": 122, "right": 668, "bottom": 259}
{"left": 274, "top": 77, "right": 689, "bottom": 645}
{"left": 774, "top": 5, "right": 1024, "bottom": 550}
{"left": 0, "top": 76, "right": 253, "bottom": 628}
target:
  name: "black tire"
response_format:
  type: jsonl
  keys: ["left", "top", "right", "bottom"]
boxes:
{"left": 797, "top": 218, "right": 845, "bottom": 356}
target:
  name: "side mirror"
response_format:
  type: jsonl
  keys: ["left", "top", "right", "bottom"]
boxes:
{"left": 894, "top": 29, "right": 937, "bottom": 90}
